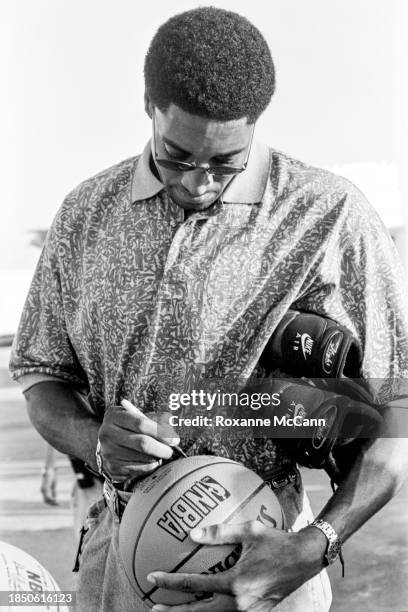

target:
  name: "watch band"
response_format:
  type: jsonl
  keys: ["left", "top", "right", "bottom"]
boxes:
{"left": 95, "top": 438, "right": 124, "bottom": 487}
{"left": 95, "top": 439, "right": 107, "bottom": 478}
{"left": 310, "top": 519, "right": 344, "bottom": 575}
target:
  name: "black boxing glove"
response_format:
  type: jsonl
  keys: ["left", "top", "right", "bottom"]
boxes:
{"left": 240, "top": 376, "right": 383, "bottom": 483}
{"left": 262, "top": 309, "right": 362, "bottom": 378}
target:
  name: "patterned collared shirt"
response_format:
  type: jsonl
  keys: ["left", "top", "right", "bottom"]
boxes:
{"left": 10, "top": 140, "right": 408, "bottom": 478}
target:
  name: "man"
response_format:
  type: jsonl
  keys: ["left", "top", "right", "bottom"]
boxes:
{"left": 9, "top": 7, "right": 408, "bottom": 612}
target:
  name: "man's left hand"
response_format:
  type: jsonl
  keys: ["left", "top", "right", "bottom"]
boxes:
{"left": 147, "top": 521, "right": 327, "bottom": 612}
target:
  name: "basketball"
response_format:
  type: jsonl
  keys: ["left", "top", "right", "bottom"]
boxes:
{"left": 0, "top": 541, "right": 69, "bottom": 612}
{"left": 119, "top": 455, "right": 284, "bottom": 607}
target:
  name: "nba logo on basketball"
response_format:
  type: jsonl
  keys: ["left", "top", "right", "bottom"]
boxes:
{"left": 157, "top": 475, "right": 231, "bottom": 541}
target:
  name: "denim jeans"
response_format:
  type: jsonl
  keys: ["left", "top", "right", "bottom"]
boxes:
{"left": 76, "top": 477, "right": 332, "bottom": 612}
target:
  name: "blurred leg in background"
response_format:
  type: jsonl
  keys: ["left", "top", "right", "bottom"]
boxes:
{"left": 40, "top": 444, "right": 103, "bottom": 541}
{"left": 40, "top": 442, "right": 58, "bottom": 506}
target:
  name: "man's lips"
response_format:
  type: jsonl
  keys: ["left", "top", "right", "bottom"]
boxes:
{"left": 171, "top": 186, "right": 218, "bottom": 206}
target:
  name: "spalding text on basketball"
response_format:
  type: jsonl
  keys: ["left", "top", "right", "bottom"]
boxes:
{"left": 201, "top": 544, "right": 242, "bottom": 576}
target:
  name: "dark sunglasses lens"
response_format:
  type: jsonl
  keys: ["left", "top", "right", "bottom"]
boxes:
{"left": 210, "top": 167, "right": 242, "bottom": 176}
{"left": 156, "top": 159, "right": 193, "bottom": 172}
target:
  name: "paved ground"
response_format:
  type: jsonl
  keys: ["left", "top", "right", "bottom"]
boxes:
{"left": 1, "top": 347, "right": 407, "bottom": 611}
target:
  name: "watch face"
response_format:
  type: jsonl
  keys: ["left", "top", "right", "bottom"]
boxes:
{"left": 326, "top": 539, "right": 341, "bottom": 564}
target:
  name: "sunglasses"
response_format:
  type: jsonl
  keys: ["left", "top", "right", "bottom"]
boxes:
{"left": 151, "top": 107, "right": 255, "bottom": 176}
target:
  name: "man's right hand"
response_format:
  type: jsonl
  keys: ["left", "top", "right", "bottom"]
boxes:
{"left": 97, "top": 402, "right": 181, "bottom": 483}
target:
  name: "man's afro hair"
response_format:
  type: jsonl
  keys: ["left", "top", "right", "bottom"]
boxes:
{"left": 144, "top": 7, "right": 275, "bottom": 123}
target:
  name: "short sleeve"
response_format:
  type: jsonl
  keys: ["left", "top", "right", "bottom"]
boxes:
{"left": 9, "top": 209, "right": 88, "bottom": 388}
{"left": 292, "top": 183, "right": 408, "bottom": 400}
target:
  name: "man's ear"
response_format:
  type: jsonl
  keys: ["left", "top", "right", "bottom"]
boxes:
{"left": 144, "top": 92, "right": 153, "bottom": 119}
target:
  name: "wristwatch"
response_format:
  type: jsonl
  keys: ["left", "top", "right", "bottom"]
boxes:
{"left": 309, "top": 519, "right": 342, "bottom": 566}
{"left": 95, "top": 438, "right": 124, "bottom": 487}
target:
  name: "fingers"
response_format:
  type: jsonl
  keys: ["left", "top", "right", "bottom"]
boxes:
{"left": 151, "top": 594, "right": 237, "bottom": 612}
{"left": 147, "top": 571, "right": 233, "bottom": 596}
{"left": 189, "top": 521, "right": 264, "bottom": 545}
{"left": 118, "top": 399, "right": 180, "bottom": 446}
{"left": 149, "top": 411, "right": 183, "bottom": 446}
{"left": 98, "top": 423, "right": 168, "bottom": 481}
{"left": 101, "top": 426, "right": 175, "bottom": 461}
{"left": 108, "top": 403, "right": 180, "bottom": 446}
{"left": 104, "top": 406, "right": 171, "bottom": 439}
{"left": 99, "top": 401, "right": 184, "bottom": 482}
{"left": 103, "top": 459, "right": 163, "bottom": 482}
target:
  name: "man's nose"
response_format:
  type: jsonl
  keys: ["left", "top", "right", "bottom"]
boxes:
{"left": 180, "top": 169, "right": 213, "bottom": 196}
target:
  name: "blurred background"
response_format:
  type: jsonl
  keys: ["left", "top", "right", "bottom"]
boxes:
{"left": 1, "top": 0, "right": 408, "bottom": 334}
{"left": 0, "top": 1, "right": 407, "bottom": 610}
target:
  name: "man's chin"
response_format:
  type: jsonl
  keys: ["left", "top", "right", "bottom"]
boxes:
{"left": 167, "top": 188, "right": 220, "bottom": 211}
{"left": 173, "top": 200, "right": 217, "bottom": 211}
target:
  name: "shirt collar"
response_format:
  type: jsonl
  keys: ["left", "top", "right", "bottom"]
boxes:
{"left": 131, "top": 138, "right": 270, "bottom": 205}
